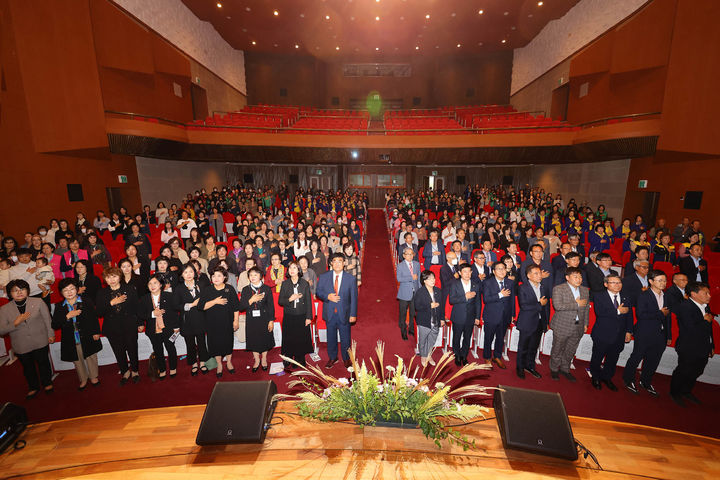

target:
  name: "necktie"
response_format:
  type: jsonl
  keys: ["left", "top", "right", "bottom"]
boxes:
{"left": 334, "top": 275, "right": 339, "bottom": 294}
{"left": 613, "top": 295, "right": 619, "bottom": 309}
{"left": 408, "top": 262, "right": 413, "bottom": 275}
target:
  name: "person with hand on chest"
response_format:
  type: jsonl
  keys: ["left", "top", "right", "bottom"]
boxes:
{"left": 448, "top": 264, "right": 482, "bottom": 367}
{"left": 239, "top": 266, "right": 275, "bottom": 373}
{"left": 481, "top": 261, "right": 516, "bottom": 369}
{"left": 549, "top": 267, "right": 590, "bottom": 382}
{"left": 516, "top": 264, "right": 550, "bottom": 379}
{"left": 139, "top": 275, "right": 180, "bottom": 380}
{"left": 397, "top": 247, "right": 421, "bottom": 340}
{"left": 200, "top": 266, "right": 241, "bottom": 377}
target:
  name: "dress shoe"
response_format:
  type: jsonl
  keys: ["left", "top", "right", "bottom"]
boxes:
{"left": 408, "top": 328, "right": 415, "bottom": 336}
{"left": 78, "top": 383, "right": 88, "bottom": 391}
{"left": 602, "top": 379, "right": 618, "bottom": 391}
{"left": 492, "top": 358, "right": 506, "bottom": 369}
{"left": 26, "top": 390, "right": 38, "bottom": 400}
{"left": 684, "top": 393, "right": 702, "bottom": 405}
{"left": 325, "top": 358, "right": 338, "bottom": 369}
{"left": 261, "top": 364, "right": 269, "bottom": 371}
{"left": 484, "top": 359, "right": 493, "bottom": 368}
{"left": 671, "top": 394, "right": 686, "bottom": 407}
{"left": 227, "top": 368, "right": 235, "bottom": 375}
{"left": 624, "top": 381, "right": 639, "bottom": 394}
{"left": 550, "top": 370, "right": 560, "bottom": 380}
{"left": 640, "top": 383, "right": 658, "bottom": 397}
{"left": 120, "top": 376, "right": 130, "bottom": 386}
{"left": 343, "top": 358, "right": 352, "bottom": 368}
{"left": 252, "top": 365, "right": 260, "bottom": 373}
{"left": 158, "top": 374, "right": 167, "bottom": 381}
{"left": 524, "top": 368, "right": 542, "bottom": 379}
{"left": 132, "top": 375, "right": 141, "bottom": 384}
{"left": 454, "top": 357, "right": 462, "bottom": 366}
{"left": 169, "top": 370, "right": 177, "bottom": 378}
{"left": 401, "top": 330, "right": 408, "bottom": 341}
{"left": 560, "top": 371, "right": 576, "bottom": 382}
{"left": 90, "top": 379, "right": 101, "bottom": 387}
{"left": 190, "top": 366, "right": 199, "bottom": 376}
{"left": 216, "top": 371, "right": 223, "bottom": 378}
{"left": 516, "top": 369, "right": 526, "bottom": 379}
{"left": 591, "top": 378, "right": 602, "bottom": 390}
{"left": 461, "top": 357, "right": 469, "bottom": 366}
{"left": 44, "top": 386, "right": 54, "bottom": 394}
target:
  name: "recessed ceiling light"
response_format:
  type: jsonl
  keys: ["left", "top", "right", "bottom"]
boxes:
{"left": 376, "top": 0, "right": 380, "bottom": 2}
{"left": 216, "top": 2, "right": 222, "bottom": 8}
{"left": 251, "top": 41, "right": 256, "bottom": 45}
{"left": 300, "top": 13, "right": 304, "bottom": 18}
{"left": 457, "top": 43, "right": 461, "bottom": 48}
{"left": 295, "top": 44, "right": 299, "bottom": 49}
{"left": 273, "top": 10, "right": 279, "bottom": 16}
{"left": 511, "top": 26, "right": 516, "bottom": 30}
{"left": 451, "top": 13, "right": 456, "bottom": 17}
{"left": 504, "top": 12, "right": 509, "bottom": 16}
{"left": 273, "top": 43, "right": 278, "bottom": 47}
{"left": 425, "top": 14, "right": 430, "bottom": 19}
{"left": 538, "top": 1, "right": 544, "bottom": 5}
{"left": 375, "top": 16, "right": 380, "bottom": 21}
{"left": 226, "top": 16, "right": 231, "bottom": 19}
{"left": 400, "top": 16, "right": 404, "bottom": 20}
{"left": 316, "top": 46, "right": 320, "bottom": 50}
{"left": 242, "top": 28, "right": 247, "bottom": 32}
{"left": 478, "top": 10, "right": 484, "bottom": 15}
{"left": 415, "top": 46, "right": 419, "bottom": 50}
{"left": 375, "top": 47, "right": 380, "bottom": 51}
{"left": 352, "top": 150, "right": 359, "bottom": 158}
{"left": 336, "top": 46, "right": 340, "bottom": 50}
{"left": 325, "top": 15, "right": 330, "bottom": 20}
{"left": 245, "top": 7, "right": 251, "bottom": 11}
{"left": 528, "top": 14, "right": 533, "bottom": 17}
{"left": 478, "top": 42, "right": 483, "bottom": 46}
{"left": 501, "top": 39, "right": 506, "bottom": 43}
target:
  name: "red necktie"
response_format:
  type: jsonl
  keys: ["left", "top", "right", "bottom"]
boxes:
{"left": 408, "top": 262, "right": 413, "bottom": 275}
{"left": 333, "top": 275, "right": 339, "bottom": 314}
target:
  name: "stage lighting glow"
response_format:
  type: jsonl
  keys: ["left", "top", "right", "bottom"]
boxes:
{"left": 351, "top": 151, "right": 359, "bottom": 159}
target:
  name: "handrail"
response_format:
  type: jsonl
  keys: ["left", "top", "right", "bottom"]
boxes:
{"left": 467, "top": 110, "right": 546, "bottom": 119}
{"left": 579, "top": 112, "right": 661, "bottom": 127}
{"left": 105, "top": 110, "right": 188, "bottom": 126}
{"left": 213, "top": 110, "right": 287, "bottom": 118}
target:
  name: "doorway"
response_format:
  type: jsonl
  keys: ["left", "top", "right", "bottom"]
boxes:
{"left": 191, "top": 83, "right": 209, "bottom": 120}
{"left": 106, "top": 187, "right": 134, "bottom": 214}
{"left": 422, "top": 175, "right": 445, "bottom": 191}
{"left": 550, "top": 83, "right": 570, "bottom": 121}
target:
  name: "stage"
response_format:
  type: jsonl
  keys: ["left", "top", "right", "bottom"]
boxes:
{"left": 1, "top": 403, "right": 718, "bottom": 479}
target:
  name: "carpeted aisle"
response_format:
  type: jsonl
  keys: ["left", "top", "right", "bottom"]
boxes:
{"left": 1, "top": 208, "right": 719, "bottom": 439}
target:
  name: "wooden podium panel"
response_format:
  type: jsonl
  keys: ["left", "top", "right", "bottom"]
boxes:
{"left": 1, "top": 403, "right": 718, "bottom": 479}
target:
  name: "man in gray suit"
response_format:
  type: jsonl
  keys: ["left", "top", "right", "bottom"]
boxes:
{"left": 549, "top": 266, "right": 590, "bottom": 382}
{"left": 397, "top": 248, "right": 421, "bottom": 340}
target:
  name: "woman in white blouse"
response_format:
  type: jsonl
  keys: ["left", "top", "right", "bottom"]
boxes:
{"left": 293, "top": 230, "right": 311, "bottom": 257}
{"left": 160, "top": 221, "right": 178, "bottom": 244}
{"left": 441, "top": 220, "right": 456, "bottom": 246}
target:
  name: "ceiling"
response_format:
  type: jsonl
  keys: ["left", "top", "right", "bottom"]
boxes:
{"left": 181, "top": 0, "right": 580, "bottom": 57}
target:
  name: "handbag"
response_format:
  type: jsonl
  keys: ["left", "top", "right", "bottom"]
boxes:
{"left": 204, "top": 356, "right": 218, "bottom": 370}
{"left": 147, "top": 353, "right": 160, "bottom": 381}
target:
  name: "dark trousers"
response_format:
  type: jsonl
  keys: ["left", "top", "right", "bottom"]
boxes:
{"left": 622, "top": 335, "right": 666, "bottom": 386}
{"left": 326, "top": 315, "right": 351, "bottom": 361}
{"left": 483, "top": 320, "right": 505, "bottom": 359}
{"left": 670, "top": 353, "right": 709, "bottom": 396}
{"left": 146, "top": 331, "right": 178, "bottom": 373}
{"left": 451, "top": 320, "right": 474, "bottom": 359}
{"left": 589, "top": 334, "right": 624, "bottom": 381}
{"left": 398, "top": 299, "right": 415, "bottom": 333}
{"left": 17, "top": 345, "right": 52, "bottom": 391}
{"left": 107, "top": 330, "right": 139, "bottom": 374}
{"left": 184, "top": 332, "right": 209, "bottom": 365}
{"left": 516, "top": 325, "right": 542, "bottom": 371}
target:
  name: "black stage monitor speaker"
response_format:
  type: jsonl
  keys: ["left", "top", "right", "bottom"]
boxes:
{"left": 196, "top": 381, "right": 277, "bottom": 445}
{"left": 0, "top": 403, "right": 28, "bottom": 454}
{"left": 494, "top": 385, "right": 577, "bottom": 460}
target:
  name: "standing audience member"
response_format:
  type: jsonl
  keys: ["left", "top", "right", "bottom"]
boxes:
{"left": 139, "top": 275, "right": 179, "bottom": 379}
{"left": 549, "top": 267, "right": 590, "bottom": 382}
{"left": 448, "top": 264, "right": 481, "bottom": 367}
{"left": 174, "top": 264, "right": 208, "bottom": 376}
{"left": 516, "top": 265, "right": 550, "bottom": 379}
{"left": 481, "top": 262, "right": 515, "bottom": 369}
{"left": 278, "top": 261, "right": 313, "bottom": 369}
{"left": 238, "top": 266, "right": 275, "bottom": 372}
{"left": 413, "top": 269, "right": 442, "bottom": 367}
{"left": 396, "top": 247, "right": 420, "bottom": 340}
{"left": 199, "top": 266, "right": 240, "bottom": 377}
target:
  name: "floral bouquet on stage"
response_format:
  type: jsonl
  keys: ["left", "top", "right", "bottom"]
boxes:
{"left": 275, "top": 341, "right": 493, "bottom": 450}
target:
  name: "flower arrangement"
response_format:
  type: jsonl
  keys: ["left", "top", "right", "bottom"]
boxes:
{"left": 276, "top": 341, "right": 493, "bottom": 450}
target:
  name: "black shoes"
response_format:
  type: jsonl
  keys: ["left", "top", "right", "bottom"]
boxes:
{"left": 524, "top": 368, "right": 542, "bottom": 379}
{"left": 454, "top": 357, "right": 462, "bottom": 366}
{"left": 227, "top": 368, "right": 235, "bottom": 374}
{"left": 671, "top": 394, "right": 686, "bottom": 407}
{"left": 216, "top": 371, "right": 223, "bottom": 378}
{"left": 252, "top": 365, "right": 260, "bottom": 373}
{"left": 516, "top": 369, "right": 526, "bottom": 379}
{"left": 684, "top": 393, "right": 701, "bottom": 405}
{"left": 602, "top": 379, "right": 618, "bottom": 391}
{"left": 401, "top": 330, "right": 408, "bottom": 341}
{"left": 26, "top": 390, "right": 38, "bottom": 399}
{"left": 325, "top": 358, "right": 338, "bottom": 369}
{"left": 640, "top": 383, "right": 658, "bottom": 397}
{"left": 591, "top": 378, "right": 602, "bottom": 390}
{"left": 550, "top": 370, "right": 560, "bottom": 380}
{"left": 624, "top": 381, "right": 639, "bottom": 394}
{"left": 560, "top": 371, "right": 576, "bottom": 382}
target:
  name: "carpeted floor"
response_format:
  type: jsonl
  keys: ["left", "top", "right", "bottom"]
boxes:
{"left": 2, "top": 208, "right": 719, "bottom": 438}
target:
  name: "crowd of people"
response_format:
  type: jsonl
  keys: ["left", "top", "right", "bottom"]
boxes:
{"left": 0, "top": 185, "right": 366, "bottom": 399}
{"left": 388, "top": 185, "right": 716, "bottom": 407}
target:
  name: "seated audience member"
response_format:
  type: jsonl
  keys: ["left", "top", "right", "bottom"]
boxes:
{"left": 52, "top": 278, "right": 102, "bottom": 390}
{"left": 653, "top": 232, "right": 676, "bottom": 264}
{"left": 0, "top": 279, "right": 55, "bottom": 398}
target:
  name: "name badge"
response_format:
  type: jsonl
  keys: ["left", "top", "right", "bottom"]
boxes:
{"left": 252, "top": 310, "right": 261, "bottom": 317}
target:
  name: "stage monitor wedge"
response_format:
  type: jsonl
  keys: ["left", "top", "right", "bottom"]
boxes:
{"left": 494, "top": 385, "right": 578, "bottom": 460}
{"left": 196, "top": 381, "right": 277, "bottom": 445}
{"left": 0, "top": 403, "right": 28, "bottom": 454}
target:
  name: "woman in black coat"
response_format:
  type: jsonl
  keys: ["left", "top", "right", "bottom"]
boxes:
{"left": 277, "top": 261, "right": 313, "bottom": 369}
{"left": 52, "top": 278, "right": 102, "bottom": 390}
{"left": 239, "top": 266, "right": 275, "bottom": 372}
{"left": 413, "top": 269, "right": 443, "bottom": 368}
{"left": 96, "top": 266, "right": 142, "bottom": 385}
{"left": 198, "top": 265, "right": 240, "bottom": 377}
{"left": 139, "top": 274, "right": 180, "bottom": 379}
{"left": 174, "top": 263, "right": 209, "bottom": 376}
{"left": 74, "top": 259, "right": 102, "bottom": 301}
{"left": 119, "top": 258, "right": 147, "bottom": 297}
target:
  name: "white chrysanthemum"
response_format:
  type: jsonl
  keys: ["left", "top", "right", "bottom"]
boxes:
{"left": 338, "top": 377, "right": 349, "bottom": 385}
{"left": 435, "top": 382, "right": 446, "bottom": 389}
{"left": 406, "top": 378, "right": 418, "bottom": 387}
{"left": 377, "top": 384, "right": 384, "bottom": 392}
{"left": 347, "top": 366, "right": 354, "bottom": 373}
{"left": 420, "top": 385, "right": 429, "bottom": 393}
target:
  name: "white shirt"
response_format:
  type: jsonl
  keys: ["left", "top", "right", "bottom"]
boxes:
{"left": 178, "top": 218, "right": 197, "bottom": 238}
{"left": 461, "top": 279, "right": 471, "bottom": 294}
{"left": 636, "top": 273, "right": 648, "bottom": 288}
{"left": 690, "top": 298, "right": 707, "bottom": 316}
{"left": 151, "top": 293, "right": 161, "bottom": 317}
{"left": 333, "top": 271, "right": 343, "bottom": 293}
{"left": 530, "top": 282, "right": 542, "bottom": 302}
{"left": 9, "top": 262, "right": 41, "bottom": 296}
{"left": 607, "top": 290, "right": 622, "bottom": 314}
{"left": 651, "top": 289, "right": 664, "bottom": 310}
{"left": 691, "top": 256, "right": 702, "bottom": 281}
{"left": 569, "top": 284, "right": 581, "bottom": 322}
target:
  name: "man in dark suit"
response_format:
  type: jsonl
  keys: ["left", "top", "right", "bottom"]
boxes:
{"left": 440, "top": 251, "right": 459, "bottom": 317}
{"left": 621, "top": 259, "right": 649, "bottom": 308}
{"left": 481, "top": 261, "right": 515, "bottom": 369}
{"left": 316, "top": 253, "right": 358, "bottom": 368}
{"left": 624, "top": 246, "right": 649, "bottom": 277}
{"left": 520, "top": 244, "right": 553, "bottom": 289}
{"left": 448, "top": 264, "right": 482, "bottom": 366}
{"left": 554, "top": 252, "right": 588, "bottom": 287}
{"left": 670, "top": 282, "right": 715, "bottom": 407}
{"left": 589, "top": 273, "right": 633, "bottom": 391}
{"left": 470, "top": 250, "right": 491, "bottom": 284}
{"left": 397, "top": 232, "right": 419, "bottom": 262}
{"left": 551, "top": 243, "right": 571, "bottom": 277}
{"left": 422, "top": 229, "right": 445, "bottom": 270}
{"left": 679, "top": 243, "right": 709, "bottom": 284}
{"left": 568, "top": 234, "right": 585, "bottom": 259}
{"left": 450, "top": 240, "right": 470, "bottom": 265}
{"left": 665, "top": 273, "right": 688, "bottom": 314}
{"left": 623, "top": 270, "right": 672, "bottom": 396}
{"left": 587, "top": 252, "right": 613, "bottom": 300}
{"left": 506, "top": 242, "right": 523, "bottom": 270}
{"left": 480, "top": 240, "right": 497, "bottom": 264}
{"left": 516, "top": 264, "right": 550, "bottom": 378}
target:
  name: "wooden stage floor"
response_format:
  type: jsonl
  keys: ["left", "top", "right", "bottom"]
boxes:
{"left": 1, "top": 402, "right": 719, "bottom": 479}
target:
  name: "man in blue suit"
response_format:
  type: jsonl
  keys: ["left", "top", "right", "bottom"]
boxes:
{"left": 422, "top": 229, "right": 445, "bottom": 270}
{"left": 397, "top": 247, "right": 421, "bottom": 340}
{"left": 470, "top": 250, "right": 491, "bottom": 284}
{"left": 516, "top": 264, "right": 550, "bottom": 378}
{"left": 481, "top": 261, "right": 515, "bottom": 369}
{"left": 448, "top": 263, "right": 482, "bottom": 366}
{"left": 589, "top": 273, "right": 633, "bottom": 391}
{"left": 316, "top": 253, "right": 358, "bottom": 369}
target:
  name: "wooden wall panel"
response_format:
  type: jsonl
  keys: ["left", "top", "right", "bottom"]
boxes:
{"left": 610, "top": 0, "right": 676, "bottom": 74}
{"left": 90, "top": 0, "right": 154, "bottom": 74}
{"left": 658, "top": 0, "right": 720, "bottom": 155}
{"left": 569, "top": 32, "right": 614, "bottom": 78}
{"left": 6, "top": 0, "right": 107, "bottom": 152}
{"left": 152, "top": 35, "right": 191, "bottom": 77}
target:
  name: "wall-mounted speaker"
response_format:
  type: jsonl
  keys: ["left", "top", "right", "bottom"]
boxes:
{"left": 456, "top": 176, "right": 466, "bottom": 185}
{"left": 289, "top": 174, "right": 299, "bottom": 184}
{"left": 67, "top": 184, "right": 83, "bottom": 202}
{"left": 502, "top": 175, "right": 513, "bottom": 185}
{"left": 683, "top": 191, "right": 703, "bottom": 210}
{"left": 243, "top": 174, "right": 254, "bottom": 184}
{"left": 279, "top": 88, "right": 287, "bottom": 97}
{"left": 331, "top": 96, "right": 340, "bottom": 106}
{"left": 413, "top": 97, "right": 421, "bottom": 106}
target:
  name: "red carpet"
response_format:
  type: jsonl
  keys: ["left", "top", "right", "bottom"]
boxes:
{"left": 2, "top": 208, "right": 719, "bottom": 439}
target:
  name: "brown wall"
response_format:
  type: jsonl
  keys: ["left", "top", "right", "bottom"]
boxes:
{"left": 0, "top": 0, "right": 140, "bottom": 239}
{"left": 510, "top": 59, "right": 571, "bottom": 117}
{"left": 245, "top": 52, "right": 512, "bottom": 109}
{"left": 623, "top": 153, "right": 720, "bottom": 237}
{"left": 191, "top": 60, "right": 247, "bottom": 116}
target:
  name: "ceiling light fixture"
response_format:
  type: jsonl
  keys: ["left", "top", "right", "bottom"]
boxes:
{"left": 273, "top": 10, "right": 279, "bottom": 16}
{"left": 375, "top": 16, "right": 380, "bottom": 21}
{"left": 325, "top": 15, "right": 330, "bottom": 20}
{"left": 415, "top": 46, "right": 419, "bottom": 50}
{"left": 375, "top": 47, "right": 380, "bottom": 51}
{"left": 336, "top": 46, "right": 340, "bottom": 50}
{"left": 251, "top": 41, "right": 256, "bottom": 45}
{"left": 478, "top": 10, "right": 484, "bottom": 15}
{"left": 501, "top": 39, "right": 506, "bottom": 43}
{"left": 351, "top": 150, "right": 359, "bottom": 158}
{"left": 457, "top": 43, "right": 461, "bottom": 48}
{"left": 216, "top": 2, "right": 222, "bottom": 8}
{"left": 425, "top": 14, "right": 430, "bottom": 19}
{"left": 295, "top": 44, "right": 299, "bottom": 48}
{"left": 538, "top": 1, "right": 544, "bottom": 5}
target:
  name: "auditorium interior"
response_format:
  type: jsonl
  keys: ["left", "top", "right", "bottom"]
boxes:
{"left": 0, "top": 0, "right": 719, "bottom": 478}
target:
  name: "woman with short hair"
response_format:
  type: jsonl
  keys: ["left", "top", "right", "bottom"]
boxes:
{"left": 174, "top": 263, "right": 209, "bottom": 376}
{"left": 239, "top": 266, "right": 275, "bottom": 372}
{"left": 198, "top": 266, "right": 240, "bottom": 377}
{"left": 278, "top": 261, "right": 313, "bottom": 369}
{"left": 139, "top": 274, "right": 179, "bottom": 379}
